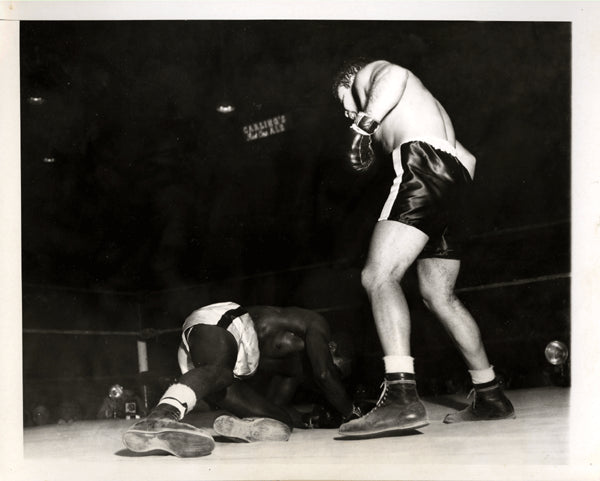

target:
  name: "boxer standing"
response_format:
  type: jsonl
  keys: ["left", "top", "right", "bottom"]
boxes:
{"left": 332, "top": 59, "right": 514, "bottom": 438}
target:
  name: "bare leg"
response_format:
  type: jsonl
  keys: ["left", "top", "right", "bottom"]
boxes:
{"left": 416, "top": 257, "right": 490, "bottom": 370}
{"left": 416, "top": 257, "right": 515, "bottom": 423}
{"left": 122, "top": 325, "right": 239, "bottom": 458}
{"left": 339, "top": 221, "right": 430, "bottom": 438}
{"left": 361, "top": 220, "right": 429, "bottom": 355}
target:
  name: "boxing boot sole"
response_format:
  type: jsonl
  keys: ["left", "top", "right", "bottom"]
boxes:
{"left": 213, "top": 415, "right": 291, "bottom": 442}
{"left": 338, "top": 418, "right": 429, "bottom": 439}
{"left": 122, "top": 423, "right": 215, "bottom": 457}
{"left": 443, "top": 410, "right": 516, "bottom": 424}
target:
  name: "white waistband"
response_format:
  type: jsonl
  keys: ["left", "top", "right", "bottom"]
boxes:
{"left": 400, "top": 136, "right": 457, "bottom": 157}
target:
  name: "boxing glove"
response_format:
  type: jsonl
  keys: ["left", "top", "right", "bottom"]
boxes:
{"left": 342, "top": 404, "right": 363, "bottom": 423}
{"left": 303, "top": 404, "right": 343, "bottom": 428}
{"left": 346, "top": 112, "right": 380, "bottom": 172}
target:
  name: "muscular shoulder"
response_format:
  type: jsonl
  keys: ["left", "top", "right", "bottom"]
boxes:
{"left": 357, "top": 60, "right": 409, "bottom": 85}
{"left": 248, "top": 305, "right": 323, "bottom": 337}
{"left": 283, "top": 307, "right": 330, "bottom": 339}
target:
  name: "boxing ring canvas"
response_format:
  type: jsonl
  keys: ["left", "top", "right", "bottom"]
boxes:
{"left": 21, "top": 387, "right": 570, "bottom": 479}
{"left": 2, "top": 1, "right": 600, "bottom": 480}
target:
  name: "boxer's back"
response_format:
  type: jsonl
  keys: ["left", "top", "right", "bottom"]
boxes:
{"left": 354, "top": 61, "right": 456, "bottom": 152}
{"left": 248, "top": 306, "right": 312, "bottom": 358}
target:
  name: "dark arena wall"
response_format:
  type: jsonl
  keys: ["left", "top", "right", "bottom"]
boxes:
{"left": 20, "top": 20, "right": 570, "bottom": 423}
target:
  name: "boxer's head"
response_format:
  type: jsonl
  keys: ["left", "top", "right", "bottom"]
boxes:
{"left": 329, "top": 331, "right": 355, "bottom": 379}
{"left": 332, "top": 58, "right": 370, "bottom": 120}
{"left": 262, "top": 330, "right": 305, "bottom": 357}
{"left": 332, "top": 57, "right": 370, "bottom": 95}
{"left": 337, "top": 87, "right": 359, "bottom": 122}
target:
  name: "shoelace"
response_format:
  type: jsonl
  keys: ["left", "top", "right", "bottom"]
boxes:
{"left": 467, "top": 388, "right": 477, "bottom": 409}
{"left": 363, "top": 380, "right": 389, "bottom": 417}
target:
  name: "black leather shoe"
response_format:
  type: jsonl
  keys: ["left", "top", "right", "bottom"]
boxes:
{"left": 122, "top": 403, "right": 215, "bottom": 457}
{"left": 339, "top": 373, "right": 429, "bottom": 438}
{"left": 443, "top": 378, "right": 516, "bottom": 424}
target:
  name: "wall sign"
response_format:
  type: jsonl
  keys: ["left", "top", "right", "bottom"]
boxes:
{"left": 242, "top": 114, "right": 288, "bottom": 142}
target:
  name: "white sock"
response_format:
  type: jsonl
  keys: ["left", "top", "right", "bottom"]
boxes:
{"left": 469, "top": 365, "right": 496, "bottom": 384}
{"left": 383, "top": 355, "right": 415, "bottom": 374}
{"left": 158, "top": 383, "right": 197, "bottom": 419}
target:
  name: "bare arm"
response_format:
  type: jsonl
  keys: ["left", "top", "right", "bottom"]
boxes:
{"left": 359, "top": 61, "right": 409, "bottom": 122}
{"left": 303, "top": 313, "right": 354, "bottom": 417}
{"left": 266, "top": 374, "right": 302, "bottom": 406}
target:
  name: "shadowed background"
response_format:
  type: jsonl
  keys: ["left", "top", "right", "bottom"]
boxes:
{"left": 19, "top": 20, "right": 570, "bottom": 424}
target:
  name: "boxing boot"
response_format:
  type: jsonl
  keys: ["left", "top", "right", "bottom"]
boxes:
{"left": 122, "top": 403, "right": 215, "bottom": 457}
{"left": 338, "top": 373, "right": 428, "bottom": 438}
{"left": 443, "top": 378, "right": 515, "bottom": 424}
{"left": 213, "top": 414, "right": 291, "bottom": 442}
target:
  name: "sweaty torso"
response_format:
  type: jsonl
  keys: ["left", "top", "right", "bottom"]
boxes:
{"left": 355, "top": 64, "right": 456, "bottom": 154}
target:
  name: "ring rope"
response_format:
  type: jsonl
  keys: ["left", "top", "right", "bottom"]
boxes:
{"left": 22, "top": 272, "right": 570, "bottom": 335}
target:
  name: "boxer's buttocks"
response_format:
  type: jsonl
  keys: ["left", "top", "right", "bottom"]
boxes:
{"left": 260, "top": 331, "right": 305, "bottom": 358}
{"left": 178, "top": 302, "right": 260, "bottom": 378}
